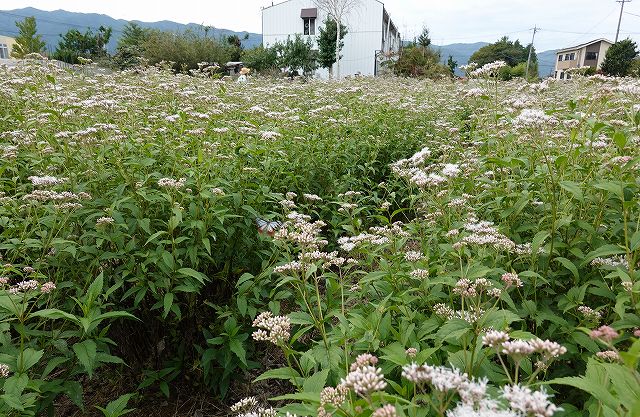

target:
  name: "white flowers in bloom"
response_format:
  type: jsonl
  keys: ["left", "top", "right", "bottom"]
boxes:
{"left": 502, "top": 385, "right": 559, "bottom": 417}
{"left": 28, "top": 175, "right": 68, "bottom": 187}
{"left": 513, "top": 109, "right": 557, "bottom": 129}
{"left": 469, "top": 61, "right": 508, "bottom": 78}
{"left": 158, "top": 177, "right": 186, "bottom": 189}
{"left": 402, "top": 363, "right": 560, "bottom": 417}
{"left": 96, "top": 216, "right": 115, "bottom": 226}
{"left": 252, "top": 312, "right": 291, "bottom": 345}
{"left": 0, "top": 363, "right": 10, "bottom": 378}
{"left": 342, "top": 364, "right": 387, "bottom": 396}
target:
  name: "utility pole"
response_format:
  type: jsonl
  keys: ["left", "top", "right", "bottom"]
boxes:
{"left": 615, "top": 0, "right": 631, "bottom": 43}
{"left": 525, "top": 25, "right": 539, "bottom": 80}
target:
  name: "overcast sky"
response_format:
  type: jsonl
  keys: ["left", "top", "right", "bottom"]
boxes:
{"left": 2, "top": 0, "right": 640, "bottom": 51}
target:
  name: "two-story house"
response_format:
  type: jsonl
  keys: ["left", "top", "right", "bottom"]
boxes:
{"left": 554, "top": 38, "right": 613, "bottom": 80}
{"left": 262, "top": 0, "right": 401, "bottom": 78}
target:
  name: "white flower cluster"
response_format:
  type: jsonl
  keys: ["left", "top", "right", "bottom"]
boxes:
{"left": 338, "top": 222, "right": 408, "bottom": 252}
{"left": 28, "top": 175, "right": 68, "bottom": 187}
{"left": 513, "top": 109, "right": 558, "bottom": 130}
{"left": 502, "top": 385, "right": 559, "bottom": 417}
{"left": 483, "top": 330, "right": 567, "bottom": 360}
{"left": 275, "top": 212, "right": 327, "bottom": 251}
{"left": 591, "top": 255, "right": 629, "bottom": 269}
{"left": 158, "top": 177, "right": 186, "bottom": 189}
{"left": 577, "top": 305, "right": 602, "bottom": 321}
{"left": 96, "top": 216, "right": 115, "bottom": 226}
{"left": 433, "top": 303, "right": 485, "bottom": 324}
{"left": 230, "top": 397, "right": 277, "bottom": 417}
{"left": 0, "top": 363, "right": 10, "bottom": 378}
{"left": 252, "top": 312, "right": 291, "bottom": 345}
{"left": 341, "top": 354, "right": 387, "bottom": 396}
{"left": 22, "top": 190, "right": 91, "bottom": 202}
{"left": 453, "top": 278, "right": 498, "bottom": 298}
{"left": 402, "top": 363, "right": 561, "bottom": 417}
{"left": 469, "top": 61, "right": 508, "bottom": 78}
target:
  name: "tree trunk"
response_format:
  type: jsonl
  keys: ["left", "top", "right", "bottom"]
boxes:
{"left": 335, "top": 18, "right": 341, "bottom": 80}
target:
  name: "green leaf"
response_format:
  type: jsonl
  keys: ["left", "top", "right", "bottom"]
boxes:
{"left": 302, "top": 369, "right": 329, "bottom": 393}
{"left": 64, "top": 380, "right": 84, "bottom": 409}
{"left": 17, "top": 348, "right": 44, "bottom": 373}
{"left": 87, "top": 272, "right": 104, "bottom": 305}
{"left": 177, "top": 267, "right": 208, "bottom": 284}
{"left": 1, "top": 394, "right": 25, "bottom": 411}
{"left": 3, "top": 373, "right": 28, "bottom": 396}
{"left": 163, "top": 293, "right": 174, "bottom": 319}
{"left": 559, "top": 181, "right": 584, "bottom": 202}
{"left": 29, "top": 308, "right": 79, "bottom": 323}
{"left": 270, "top": 392, "right": 320, "bottom": 402}
{"left": 96, "top": 393, "right": 135, "bottom": 417}
{"left": 593, "top": 181, "right": 624, "bottom": 200}
{"left": 436, "top": 319, "right": 471, "bottom": 344}
{"left": 555, "top": 257, "right": 579, "bottom": 280}
{"left": 580, "top": 245, "right": 626, "bottom": 267}
{"left": 612, "top": 131, "right": 628, "bottom": 149}
{"left": 531, "top": 231, "right": 550, "bottom": 256}
{"left": 229, "top": 338, "right": 247, "bottom": 367}
{"left": 630, "top": 230, "right": 640, "bottom": 252}
{"left": 144, "top": 230, "right": 167, "bottom": 246}
{"left": 253, "top": 367, "right": 301, "bottom": 383}
{"left": 42, "top": 357, "right": 70, "bottom": 379}
{"left": 73, "top": 340, "right": 98, "bottom": 377}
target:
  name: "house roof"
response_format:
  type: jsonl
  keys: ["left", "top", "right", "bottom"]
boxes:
{"left": 556, "top": 38, "right": 614, "bottom": 54}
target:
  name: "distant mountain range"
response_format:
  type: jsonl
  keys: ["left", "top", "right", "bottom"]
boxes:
{"left": 0, "top": 7, "right": 558, "bottom": 76}
{"left": 0, "top": 7, "right": 262, "bottom": 52}
{"left": 433, "top": 42, "right": 557, "bottom": 77}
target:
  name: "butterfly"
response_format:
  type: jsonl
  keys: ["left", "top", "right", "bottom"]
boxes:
{"left": 255, "top": 217, "right": 283, "bottom": 237}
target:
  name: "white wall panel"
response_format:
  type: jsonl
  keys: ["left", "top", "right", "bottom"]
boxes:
{"left": 262, "top": 0, "right": 392, "bottom": 78}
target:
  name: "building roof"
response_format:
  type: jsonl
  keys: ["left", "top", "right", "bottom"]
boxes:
{"left": 556, "top": 38, "right": 614, "bottom": 54}
{"left": 263, "top": 0, "right": 386, "bottom": 11}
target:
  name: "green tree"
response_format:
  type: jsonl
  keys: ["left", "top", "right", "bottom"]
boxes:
{"left": 469, "top": 36, "right": 537, "bottom": 79}
{"left": 447, "top": 55, "right": 457, "bottom": 76}
{"left": 417, "top": 26, "right": 431, "bottom": 50}
{"left": 394, "top": 46, "right": 451, "bottom": 79}
{"left": 601, "top": 38, "right": 639, "bottom": 77}
{"left": 53, "top": 26, "right": 112, "bottom": 64}
{"left": 241, "top": 45, "right": 279, "bottom": 74}
{"left": 630, "top": 58, "right": 640, "bottom": 77}
{"left": 141, "top": 28, "right": 234, "bottom": 73}
{"left": 470, "top": 36, "right": 534, "bottom": 67}
{"left": 277, "top": 35, "right": 317, "bottom": 77}
{"left": 10, "top": 16, "right": 46, "bottom": 58}
{"left": 113, "top": 22, "right": 149, "bottom": 69}
{"left": 226, "top": 35, "right": 242, "bottom": 61}
{"left": 317, "top": 18, "right": 347, "bottom": 78}
{"left": 117, "top": 22, "right": 148, "bottom": 49}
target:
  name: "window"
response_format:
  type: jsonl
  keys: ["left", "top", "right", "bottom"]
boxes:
{"left": 569, "top": 53, "right": 575, "bottom": 60}
{"left": 564, "top": 53, "right": 571, "bottom": 60}
{"left": 554, "top": 71, "right": 558, "bottom": 78}
{"left": 585, "top": 51, "right": 598, "bottom": 60}
{"left": 558, "top": 55, "right": 563, "bottom": 62}
{"left": 0, "top": 44, "right": 8, "bottom": 59}
{"left": 566, "top": 73, "right": 571, "bottom": 80}
{"left": 303, "top": 17, "right": 316, "bottom": 35}
{"left": 560, "top": 72, "right": 565, "bottom": 79}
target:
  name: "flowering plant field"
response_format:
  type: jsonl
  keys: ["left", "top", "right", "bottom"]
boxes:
{"left": 0, "top": 59, "right": 639, "bottom": 417}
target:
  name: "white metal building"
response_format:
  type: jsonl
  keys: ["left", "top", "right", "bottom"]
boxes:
{"left": 262, "top": 0, "right": 401, "bottom": 78}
